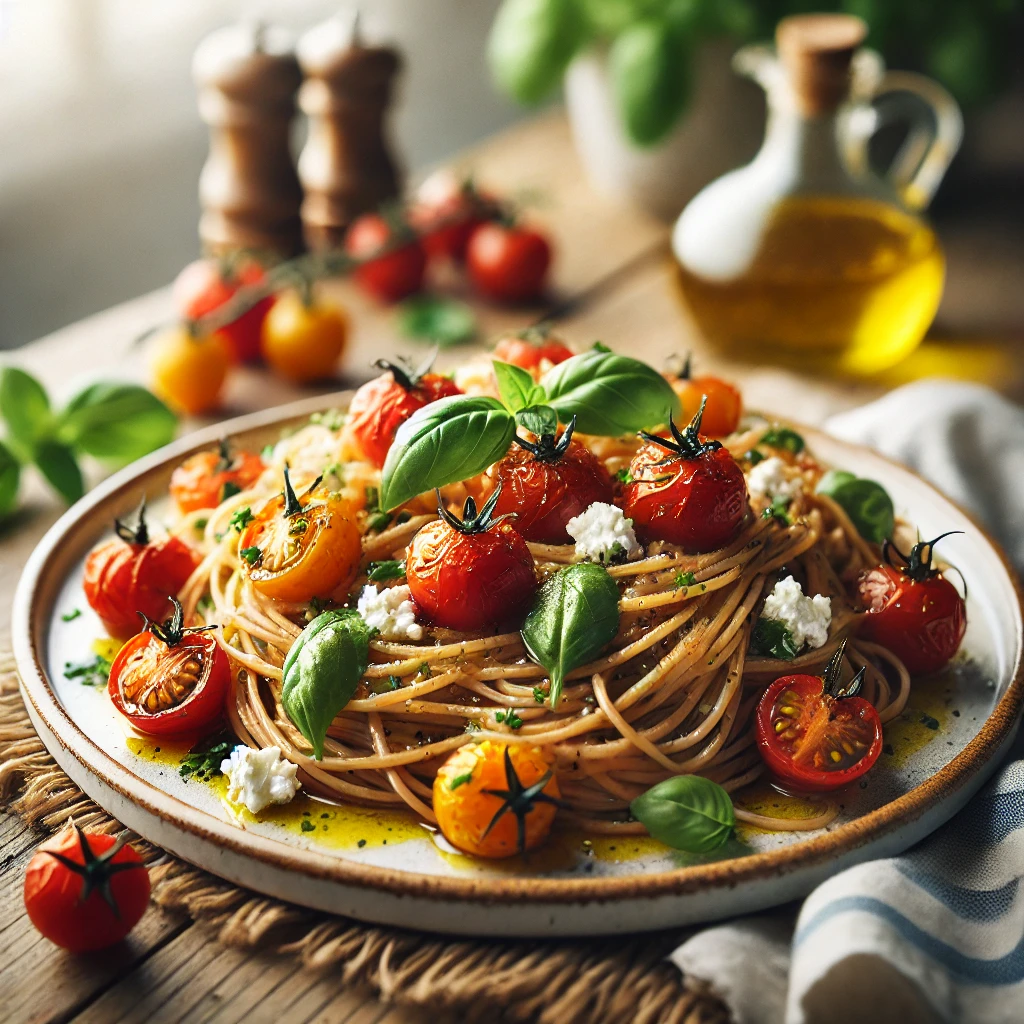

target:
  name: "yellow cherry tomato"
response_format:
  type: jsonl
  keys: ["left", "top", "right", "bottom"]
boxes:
{"left": 433, "top": 740, "right": 560, "bottom": 859}
{"left": 261, "top": 291, "right": 347, "bottom": 383}
{"left": 150, "top": 325, "right": 230, "bottom": 415}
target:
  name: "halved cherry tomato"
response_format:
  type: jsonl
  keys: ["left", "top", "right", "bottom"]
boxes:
{"left": 408, "top": 170, "right": 497, "bottom": 263}
{"left": 345, "top": 213, "right": 428, "bottom": 303}
{"left": 173, "top": 256, "right": 272, "bottom": 364}
{"left": 169, "top": 440, "right": 264, "bottom": 514}
{"left": 24, "top": 823, "right": 150, "bottom": 952}
{"left": 261, "top": 291, "right": 348, "bottom": 382}
{"left": 150, "top": 324, "right": 231, "bottom": 416}
{"left": 466, "top": 222, "right": 552, "bottom": 303}
{"left": 755, "top": 643, "right": 883, "bottom": 792}
{"left": 84, "top": 502, "right": 201, "bottom": 639}
{"left": 493, "top": 327, "right": 573, "bottom": 372}
{"left": 857, "top": 533, "right": 967, "bottom": 675}
{"left": 487, "top": 418, "right": 614, "bottom": 544}
{"left": 406, "top": 489, "right": 537, "bottom": 632}
{"left": 623, "top": 399, "right": 748, "bottom": 551}
{"left": 108, "top": 598, "right": 229, "bottom": 737}
{"left": 239, "top": 468, "right": 362, "bottom": 603}
{"left": 346, "top": 356, "right": 462, "bottom": 469}
{"left": 433, "top": 741, "right": 560, "bottom": 858}
{"left": 668, "top": 359, "right": 742, "bottom": 438}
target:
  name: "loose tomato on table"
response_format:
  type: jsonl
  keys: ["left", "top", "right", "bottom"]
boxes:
{"left": 345, "top": 213, "right": 428, "bottom": 303}
{"left": 487, "top": 417, "right": 614, "bottom": 544}
{"left": 261, "top": 291, "right": 348, "bottom": 382}
{"left": 466, "top": 221, "right": 552, "bottom": 303}
{"left": 408, "top": 170, "right": 497, "bottom": 263}
{"left": 84, "top": 501, "right": 201, "bottom": 640}
{"left": 150, "top": 324, "right": 231, "bottom": 416}
{"left": 492, "top": 326, "right": 573, "bottom": 372}
{"left": 755, "top": 642, "right": 883, "bottom": 792}
{"left": 108, "top": 597, "right": 229, "bottom": 737}
{"left": 857, "top": 533, "right": 967, "bottom": 675}
{"left": 239, "top": 467, "right": 362, "bottom": 603}
{"left": 169, "top": 440, "right": 264, "bottom": 514}
{"left": 667, "top": 357, "right": 742, "bottom": 438}
{"left": 24, "top": 823, "right": 150, "bottom": 952}
{"left": 346, "top": 356, "right": 462, "bottom": 468}
{"left": 623, "top": 397, "right": 748, "bottom": 551}
{"left": 406, "top": 487, "right": 537, "bottom": 632}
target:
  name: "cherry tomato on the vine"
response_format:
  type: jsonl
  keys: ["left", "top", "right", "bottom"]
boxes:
{"left": 345, "top": 213, "right": 427, "bottom": 303}
{"left": 170, "top": 440, "right": 264, "bottom": 514}
{"left": 466, "top": 222, "right": 552, "bottom": 303}
{"left": 150, "top": 324, "right": 231, "bottom": 416}
{"left": 857, "top": 533, "right": 967, "bottom": 675}
{"left": 493, "top": 327, "right": 573, "bottom": 372}
{"left": 667, "top": 358, "right": 742, "bottom": 438}
{"left": 409, "top": 170, "right": 497, "bottom": 263}
{"left": 261, "top": 291, "right": 348, "bottom": 382}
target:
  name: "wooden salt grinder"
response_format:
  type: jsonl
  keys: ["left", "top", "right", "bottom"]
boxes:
{"left": 193, "top": 21, "right": 303, "bottom": 258}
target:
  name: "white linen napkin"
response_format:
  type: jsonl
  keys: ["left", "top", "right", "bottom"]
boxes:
{"left": 670, "top": 380, "right": 1024, "bottom": 1024}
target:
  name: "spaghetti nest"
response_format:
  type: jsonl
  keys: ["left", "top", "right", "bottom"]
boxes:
{"left": 178, "top": 419, "right": 910, "bottom": 834}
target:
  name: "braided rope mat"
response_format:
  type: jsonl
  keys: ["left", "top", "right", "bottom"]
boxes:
{"left": 0, "top": 653, "right": 729, "bottom": 1024}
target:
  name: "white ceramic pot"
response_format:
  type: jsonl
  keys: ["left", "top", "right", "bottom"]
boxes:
{"left": 564, "top": 39, "right": 765, "bottom": 221}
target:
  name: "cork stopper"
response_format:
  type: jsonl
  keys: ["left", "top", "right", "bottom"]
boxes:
{"left": 776, "top": 14, "right": 867, "bottom": 116}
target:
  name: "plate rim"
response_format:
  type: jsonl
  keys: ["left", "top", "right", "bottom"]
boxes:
{"left": 13, "top": 393, "right": 1024, "bottom": 908}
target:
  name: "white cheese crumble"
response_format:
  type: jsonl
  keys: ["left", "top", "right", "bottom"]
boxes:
{"left": 357, "top": 584, "right": 423, "bottom": 641}
{"left": 566, "top": 502, "right": 642, "bottom": 563}
{"left": 747, "top": 456, "right": 802, "bottom": 502}
{"left": 761, "top": 575, "right": 832, "bottom": 650}
{"left": 221, "top": 745, "right": 300, "bottom": 815}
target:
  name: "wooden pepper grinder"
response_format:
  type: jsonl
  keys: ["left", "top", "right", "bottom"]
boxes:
{"left": 297, "top": 10, "right": 403, "bottom": 251}
{"left": 193, "top": 21, "right": 303, "bottom": 258}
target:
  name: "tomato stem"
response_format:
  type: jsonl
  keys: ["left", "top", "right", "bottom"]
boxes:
{"left": 639, "top": 396, "right": 722, "bottom": 461}
{"left": 114, "top": 498, "right": 150, "bottom": 546}
{"left": 822, "top": 639, "right": 866, "bottom": 699}
{"left": 436, "top": 484, "right": 516, "bottom": 535}
{"left": 883, "top": 531, "right": 963, "bottom": 582}
{"left": 373, "top": 347, "right": 438, "bottom": 392}
{"left": 480, "top": 747, "right": 566, "bottom": 857}
{"left": 141, "top": 596, "right": 217, "bottom": 647}
{"left": 45, "top": 824, "right": 146, "bottom": 917}
{"left": 512, "top": 415, "right": 576, "bottom": 463}
{"left": 282, "top": 465, "right": 304, "bottom": 518}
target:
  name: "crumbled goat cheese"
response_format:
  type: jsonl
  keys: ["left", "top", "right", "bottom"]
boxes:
{"left": 566, "top": 502, "right": 642, "bottom": 563}
{"left": 747, "top": 456, "right": 802, "bottom": 501}
{"left": 761, "top": 575, "right": 831, "bottom": 650}
{"left": 221, "top": 745, "right": 300, "bottom": 815}
{"left": 358, "top": 584, "right": 423, "bottom": 640}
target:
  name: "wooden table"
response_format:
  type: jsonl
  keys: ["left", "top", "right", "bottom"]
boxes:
{"left": 2, "top": 110, "right": 1022, "bottom": 1024}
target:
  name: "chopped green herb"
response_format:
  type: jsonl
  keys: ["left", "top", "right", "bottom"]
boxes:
{"left": 289, "top": 517, "right": 309, "bottom": 536}
{"left": 61, "top": 608, "right": 82, "bottom": 622}
{"left": 616, "top": 468, "right": 633, "bottom": 484}
{"left": 261, "top": 444, "right": 275, "bottom": 459}
{"left": 674, "top": 571, "right": 696, "bottom": 588}
{"left": 357, "top": 838, "right": 367, "bottom": 848}
{"left": 494, "top": 709, "right": 524, "bottom": 729}
{"left": 920, "top": 714, "right": 940, "bottom": 730}
{"left": 197, "top": 594, "right": 214, "bottom": 616}
{"left": 240, "top": 545, "right": 262, "bottom": 565}
{"left": 64, "top": 654, "right": 112, "bottom": 687}
{"left": 368, "top": 560, "right": 406, "bottom": 583}
{"left": 220, "top": 481, "right": 242, "bottom": 502}
{"left": 300, "top": 819, "right": 316, "bottom": 832}
{"left": 195, "top": 517, "right": 209, "bottom": 531}
{"left": 464, "top": 720, "right": 481, "bottom": 733}
{"left": 369, "top": 675, "right": 403, "bottom": 695}
{"left": 751, "top": 618, "right": 799, "bottom": 660}
{"left": 450, "top": 772, "right": 474, "bottom": 790}
{"left": 364, "top": 485, "right": 395, "bottom": 532}
{"left": 417, "top": 662, "right": 432, "bottom": 679}
{"left": 761, "top": 495, "right": 793, "bottom": 525}
{"left": 533, "top": 685, "right": 548, "bottom": 703}
{"left": 230, "top": 506, "right": 254, "bottom": 533}
{"left": 760, "top": 427, "right": 804, "bottom": 454}
{"left": 179, "top": 737, "right": 233, "bottom": 782}
{"left": 310, "top": 409, "right": 346, "bottom": 431}
{"left": 745, "top": 449, "right": 765, "bottom": 466}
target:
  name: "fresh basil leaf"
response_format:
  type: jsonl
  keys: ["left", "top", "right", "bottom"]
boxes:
{"left": 493, "top": 359, "right": 546, "bottom": 414}
{"left": 380, "top": 395, "right": 516, "bottom": 511}
{"left": 0, "top": 440, "right": 21, "bottom": 516}
{"left": 629, "top": 775, "right": 735, "bottom": 853}
{"left": 368, "top": 559, "right": 406, "bottom": 582}
{"left": 517, "top": 404, "right": 559, "bottom": 436}
{"left": 821, "top": 477, "right": 895, "bottom": 544}
{"left": 521, "top": 562, "right": 620, "bottom": 707}
{"left": 34, "top": 440, "right": 84, "bottom": 504}
{"left": 0, "top": 367, "right": 51, "bottom": 448}
{"left": 760, "top": 426, "right": 805, "bottom": 454}
{"left": 541, "top": 348, "right": 679, "bottom": 436}
{"left": 56, "top": 383, "right": 177, "bottom": 464}
{"left": 815, "top": 469, "right": 856, "bottom": 495}
{"left": 282, "top": 610, "right": 374, "bottom": 760}
{"left": 751, "top": 617, "right": 798, "bottom": 660}
{"left": 398, "top": 295, "right": 477, "bottom": 347}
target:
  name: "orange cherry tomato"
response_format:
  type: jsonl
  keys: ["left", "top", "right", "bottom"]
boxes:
{"left": 669, "top": 364, "right": 742, "bottom": 438}
{"left": 239, "top": 469, "right": 362, "bottom": 603}
{"left": 261, "top": 291, "right": 348, "bottom": 383}
{"left": 493, "top": 327, "right": 573, "bottom": 372}
{"left": 150, "top": 324, "right": 231, "bottom": 416}
{"left": 24, "top": 823, "right": 150, "bottom": 952}
{"left": 345, "top": 213, "right": 428, "bottom": 303}
{"left": 433, "top": 741, "right": 561, "bottom": 858}
{"left": 466, "top": 222, "right": 552, "bottom": 303}
{"left": 169, "top": 441, "right": 265, "bottom": 514}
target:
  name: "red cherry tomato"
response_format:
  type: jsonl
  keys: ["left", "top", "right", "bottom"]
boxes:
{"left": 169, "top": 441, "right": 264, "bottom": 514}
{"left": 857, "top": 533, "right": 967, "bottom": 675}
{"left": 108, "top": 598, "right": 230, "bottom": 737}
{"left": 24, "top": 823, "right": 150, "bottom": 953}
{"left": 755, "top": 645, "right": 883, "bottom": 792}
{"left": 409, "top": 171, "right": 496, "bottom": 263}
{"left": 488, "top": 420, "right": 614, "bottom": 544}
{"left": 623, "top": 401, "right": 748, "bottom": 552}
{"left": 173, "top": 257, "right": 272, "bottom": 364}
{"left": 669, "top": 369, "right": 743, "bottom": 438}
{"left": 345, "top": 214, "right": 428, "bottom": 303}
{"left": 346, "top": 359, "right": 462, "bottom": 469}
{"left": 84, "top": 503, "right": 201, "bottom": 640}
{"left": 493, "top": 329, "right": 573, "bottom": 372}
{"left": 406, "top": 490, "right": 537, "bottom": 632}
{"left": 466, "top": 222, "right": 552, "bottom": 303}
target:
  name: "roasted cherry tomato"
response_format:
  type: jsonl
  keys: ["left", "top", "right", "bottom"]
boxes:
{"left": 667, "top": 357, "right": 742, "bottom": 438}
{"left": 408, "top": 170, "right": 497, "bottom": 263}
{"left": 857, "top": 533, "right": 967, "bottom": 675}
{"left": 755, "top": 642, "right": 883, "bottom": 792}
{"left": 346, "top": 356, "right": 462, "bottom": 469}
{"left": 261, "top": 291, "right": 348, "bottom": 382}
{"left": 488, "top": 418, "right": 614, "bottom": 544}
{"left": 466, "top": 221, "right": 552, "bottom": 303}
{"left": 150, "top": 324, "right": 231, "bottom": 416}
{"left": 24, "top": 823, "right": 150, "bottom": 952}
{"left": 169, "top": 440, "right": 264, "bottom": 514}
{"left": 108, "top": 598, "right": 229, "bottom": 737}
{"left": 239, "top": 468, "right": 362, "bottom": 603}
{"left": 493, "top": 326, "right": 573, "bottom": 372}
{"left": 406, "top": 488, "right": 537, "bottom": 632}
{"left": 173, "top": 256, "right": 272, "bottom": 364}
{"left": 84, "top": 502, "right": 201, "bottom": 639}
{"left": 623, "top": 398, "right": 748, "bottom": 551}
{"left": 345, "top": 213, "right": 428, "bottom": 303}
{"left": 433, "top": 741, "right": 561, "bottom": 858}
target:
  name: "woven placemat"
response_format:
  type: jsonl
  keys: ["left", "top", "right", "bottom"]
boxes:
{"left": 0, "top": 651, "right": 730, "bottom": 1024}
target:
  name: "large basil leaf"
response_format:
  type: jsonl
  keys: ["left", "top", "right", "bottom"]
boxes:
{"left": 540, "top": 348, "right": 679, "bottom": 436}
{"left": 380, "top": 395, "right": 516, "bottom": 510}
{"left": 493, "top": 359, "right": 545, "bottom": 414}
{"left": 0, "top": 440, "right": 21, "bottom": 516}
{"left": 282, "top": 610, "right": 374, "bottom": 760}
{"left": 521, "top": 562, "right": 620, "bottom": 707}
{"left": 34, "top": 439, "right": 84, "bottom": 504}
{"left": 0, "top": 367, "right": 51, "bottom": 449}
{"left": 816, "top": 473, "right": 894, "bottom": 544}
{"left": 630, "top": 775, "right": 735, "bottom": 853}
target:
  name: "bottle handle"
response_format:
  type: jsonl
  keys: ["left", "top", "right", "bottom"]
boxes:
{"left": 843, "top": 70, "right": 963, "bottom": 210}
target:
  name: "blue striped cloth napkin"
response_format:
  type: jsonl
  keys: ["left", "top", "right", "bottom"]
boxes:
{"left": 671, "top": 380, "right": 1024, "bottom": 1024}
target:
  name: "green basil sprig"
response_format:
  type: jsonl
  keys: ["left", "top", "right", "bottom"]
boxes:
{"left": 282, "top": 610, "right": 374, "bottom": 759}
{"left": 751, "top": 618, "right": 798, "bottom": 660}
{"left": 759, "top": 426, "right": 805, "bottom": 454}
{"left": 629, "top": 775, "right": 735, "bottom": 853}
{"left": 816, "top": 470, "right": 895, "bottom": 544}
{"left": 521, "top": 562, "right": 620, "bottom": 708}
